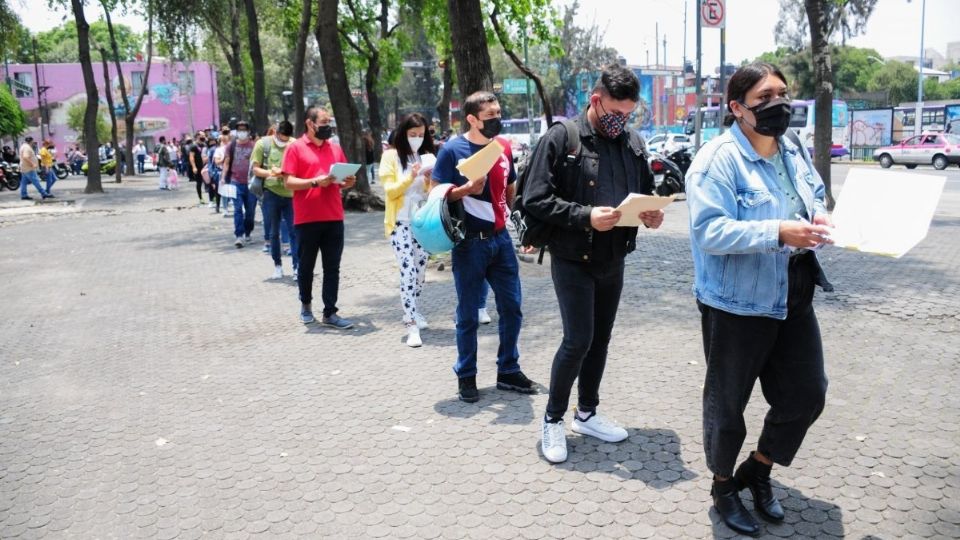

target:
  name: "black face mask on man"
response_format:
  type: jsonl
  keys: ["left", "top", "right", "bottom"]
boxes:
{"left": 477, "top": 117, "right": 502, "bottom": 139}
{"left": 739, "top": 97, "right": 791, "bottom": 138}
{"left": 314, "top": 124, "right": 333, "bottom": 140}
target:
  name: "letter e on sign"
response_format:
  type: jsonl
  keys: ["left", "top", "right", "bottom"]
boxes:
{"left": 701, "top": 0, "right": 725, "bottom": 29}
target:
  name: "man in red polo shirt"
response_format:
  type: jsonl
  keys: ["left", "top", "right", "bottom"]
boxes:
{"left": 281, "top": 106, "right": 357, "bottom": 329}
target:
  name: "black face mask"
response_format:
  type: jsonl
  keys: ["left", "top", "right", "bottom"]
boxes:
{"left": 741, "top": 97, "right": 791, "bottom": 138}
{"left": 314, "top": 124, "right": 333, "bottom": 140}
{"left": 478, "top": 117, "right": 502, "bottom": 139}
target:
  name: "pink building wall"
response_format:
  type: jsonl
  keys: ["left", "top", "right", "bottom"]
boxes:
{"left": 3, "top": 60, "right": 219, "bottom": 150}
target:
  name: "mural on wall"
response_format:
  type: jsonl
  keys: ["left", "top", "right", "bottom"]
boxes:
{"left": 850, "top": 109, "right": 893, "bottom": 147}
{"left": 3, "top": 61, "right": 218, "bottom": 150}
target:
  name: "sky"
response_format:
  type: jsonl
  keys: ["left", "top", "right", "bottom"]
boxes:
{"left": 11, "top": 0, "right": 958, "bottom": 73}
{"left": 573, "top": 0, "right": 957, "bottom": 73}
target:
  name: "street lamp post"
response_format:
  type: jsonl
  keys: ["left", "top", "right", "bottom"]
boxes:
{"left": 914, "top": 0, "right": 926, "bottom": 137}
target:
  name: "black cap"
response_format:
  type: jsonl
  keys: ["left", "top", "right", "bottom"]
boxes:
{"left": 236, "top": 120, "right": 250, "bottom": 129}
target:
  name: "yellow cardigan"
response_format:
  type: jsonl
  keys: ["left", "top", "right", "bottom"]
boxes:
{"left": 380, "top": 148, "right": 429, "bottom": 237}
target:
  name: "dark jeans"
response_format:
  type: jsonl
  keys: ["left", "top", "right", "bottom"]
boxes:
{"left": 232, "top": 183, "right": 257, "bottom": 238}
{"left": 699, "top": 252, "right": 828, "bottom": 477}
{"left": 451, "top": 230, "right": 522, "bottom": 378}
{"left": 263, "top": 191, "right": 298, "bottom": 268}
{"left": 296, "top": 221, "right": 344, "bottom": 317}
{"left": 545, "top": 256, "right": 625, "bottom": 420}
{"left": 190, "top": 169, "right": 204, "bottom": 201}
{"left": 136, "top": 154, "right": 145, "bottom": 174}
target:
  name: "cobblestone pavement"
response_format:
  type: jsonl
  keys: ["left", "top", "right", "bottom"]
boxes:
{"left": 1, "top": 170, "right": 958, "bottom": 539}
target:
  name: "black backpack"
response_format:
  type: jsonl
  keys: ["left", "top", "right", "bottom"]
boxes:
{"left": 510, "top": 120, "right": 582, "bottom": 262}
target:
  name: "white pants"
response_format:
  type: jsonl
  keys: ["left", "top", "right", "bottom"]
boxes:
{"left": 158, "top": 166, "right": 169, "bottom": 189}
{"left": 390, "top": 222, "right": 428, "bottom": 324}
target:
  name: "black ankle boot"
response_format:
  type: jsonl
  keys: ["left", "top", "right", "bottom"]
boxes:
{"left": 711, "top": 477, "right": 760, "bottom": 536}
{"left": 734, "top": 452, "right": 785, "bottom": 522}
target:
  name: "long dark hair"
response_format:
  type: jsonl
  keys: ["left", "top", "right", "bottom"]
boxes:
{"left": 722, "top": 62, "right": 789, "bottom": 127}
{"left": 394, "top": 113, "right": 436, "bottom": 171}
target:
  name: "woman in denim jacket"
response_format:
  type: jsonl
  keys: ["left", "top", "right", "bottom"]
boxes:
{"left": 686, "top": 62, "right": 834, "bottom": 537}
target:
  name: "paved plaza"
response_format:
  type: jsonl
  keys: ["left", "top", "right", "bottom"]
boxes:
{"left": 1, "top": 167, "right": 959, "bottom": 539}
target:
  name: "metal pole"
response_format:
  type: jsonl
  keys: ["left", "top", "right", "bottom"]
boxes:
{"left": 682, "top": 0, "right": 688, "bottom": 72}
{"left": 694, "top": 0, "right": 702, "bottom": 149}
{"left": 655, "top": 22, "right": 659, "bottom": 67}
{"left": 718, "top": 27, "right": 726, "bottom": 134}
{"left": 914, "top": 0, "right": 926, "bottom": 137}
{"left": 32, "top": 38, "right": 44, "bottom": 142}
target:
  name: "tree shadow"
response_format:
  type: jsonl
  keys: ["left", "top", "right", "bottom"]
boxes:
{"left": 303, "top": 315, "right": 380, "bottom": 337}
{"left": 709, "top": 482, "right": 845, "bottom": 539}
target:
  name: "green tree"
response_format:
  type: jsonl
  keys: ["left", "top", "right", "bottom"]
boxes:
{"left": 67, "top": 101, "right": 110, "bottom": 144}
{"left": 31, "top": 20, "right": 143, "bottom": 62}
{"left": 832, "top": 46, "right": 882, "bottom": 93}
{"left": 0, "top": 83, "right": 26, "bottom": 137}
{"left": 867, "top": 61, "right": 917, "bottom": 105}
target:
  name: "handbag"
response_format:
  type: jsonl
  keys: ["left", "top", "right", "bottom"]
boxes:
{"left": 219, "top": 181, "right": 237, "bottom": 199}
{"left": 249, "top": 138, "right": 272, "bottom": 200}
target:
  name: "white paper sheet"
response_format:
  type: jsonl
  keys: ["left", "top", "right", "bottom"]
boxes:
{"left": 614, "top": 193, "right": 675, "bottom": 227}
{"left": 828, "top": 168, "right": 946, "bottom": 258}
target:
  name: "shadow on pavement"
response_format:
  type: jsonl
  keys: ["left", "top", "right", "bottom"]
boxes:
{"left": 303, "top": 315, "right": 380, "bottom": 337}
{"left": 433, "top": 389, "right": 536, "bottom": 426}
{"left": 709, "top": 482, "right": 844, "bottom": 539}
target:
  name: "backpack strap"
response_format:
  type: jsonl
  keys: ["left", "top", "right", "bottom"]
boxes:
{"left": 561, "top": 119, "right": 580, "bottom": 158}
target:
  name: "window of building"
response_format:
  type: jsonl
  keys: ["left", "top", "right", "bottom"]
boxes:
{"left": 131, "top": 71, "right": 145, "bottom": 97}
{"left": 13, "top": 72, "right": 33, "bottom": 98}
{"left": 178, "top": 71, "right": 195, "bottom": 95}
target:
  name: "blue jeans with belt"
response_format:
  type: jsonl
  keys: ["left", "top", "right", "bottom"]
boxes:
{"left": 451, "top": 229, "right": 522, "bottom": 378}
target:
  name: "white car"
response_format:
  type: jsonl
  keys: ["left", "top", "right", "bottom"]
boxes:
{"left": 645, "top": 133, "right": 692, "bottom": 155}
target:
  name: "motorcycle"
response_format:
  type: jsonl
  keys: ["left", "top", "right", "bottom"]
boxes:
{"left": 648, "top": 152, "right": 685, "bottom": 197}
{"left": 54, "top": 162, "right": 70, "bottom": 179}
{"left": 81, "top": 159, "right": 117, "bottom": 176}
{"left": 664, "top": 146, "right": 694, "bottom": 176}
{"left": 0, "top": 162, "right": 21, "bottom": 190}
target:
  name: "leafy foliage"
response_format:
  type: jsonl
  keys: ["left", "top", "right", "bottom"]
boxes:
{"left": 66, "top": 101, "right": 110, "bottom": 144}
{"left": 0, "top": 82, "right": 26, "bottom": 136}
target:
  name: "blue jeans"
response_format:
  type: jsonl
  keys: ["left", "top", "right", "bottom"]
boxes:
{"left": 136, "top": 154, "right": 145, "bottom": 174}
{"left": 43, "top": 168, "right": 57, "bottom": 193}
{"left": 233, "top": 183, "right": 257, "bottom": 238}
{"left": 451, "top": 229, "right": 522, "bottom": 378}
{"left": 19, "top": 170, "right": 48, "bottom": 198}
{"left": 263, "top": 190, "right": 298, "bottom": 268}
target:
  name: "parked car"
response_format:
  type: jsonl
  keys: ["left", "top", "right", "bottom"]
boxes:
{"left": 873, "top": 132, "right": 960, "bottom": 170}
{"left": 645, "top": 133, "right": 692, "bottom": 155}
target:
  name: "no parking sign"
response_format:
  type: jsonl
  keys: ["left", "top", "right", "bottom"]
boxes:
{"left": 701, "top": 0, "right": 725, "bottom": 29}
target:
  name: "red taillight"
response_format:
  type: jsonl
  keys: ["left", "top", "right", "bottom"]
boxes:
{"left": 651, "top": 159, "right": 664, "bottom": 173}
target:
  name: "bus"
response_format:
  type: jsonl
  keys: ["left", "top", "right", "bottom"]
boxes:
{"left": 892, "top": 102, "right": 960, "bottom": 142}
{"left": 685, "top": 99, "right": 850, "bottom": 156}
{"left": 499, "top": 116, "right": 565, "bottom": 161}
{"left": 683, "top": 106, "right": 722, "bottom": 144}
{"left": 788, "top": 99, "right": 850, "bottom": 157}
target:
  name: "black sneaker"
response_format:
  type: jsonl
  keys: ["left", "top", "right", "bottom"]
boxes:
{"left": 458, "top": 376, "right": 479, "bottom": 403}
{"left": 497, "top": 371, "right": 537, "bottom": 394}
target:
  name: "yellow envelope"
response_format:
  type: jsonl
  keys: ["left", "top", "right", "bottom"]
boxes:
{"left": 455, "top": 139, "right": 505, "bottom": 181}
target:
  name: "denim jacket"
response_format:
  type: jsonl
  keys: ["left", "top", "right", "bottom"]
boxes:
{"left": 686, "top": 122, "right": 829, "bottom": 319}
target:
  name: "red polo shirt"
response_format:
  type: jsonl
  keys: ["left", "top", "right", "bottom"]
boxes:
{"left": 281, "top": 134, "right": 348, "bottom": 225}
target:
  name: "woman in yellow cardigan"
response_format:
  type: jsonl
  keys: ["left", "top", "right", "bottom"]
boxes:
{"left": 381, "top": 113, "right": 437, "bottom": 347}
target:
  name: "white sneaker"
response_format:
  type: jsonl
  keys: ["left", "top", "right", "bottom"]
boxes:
{"left": 234, "top": 236, "right": 244, "bottom": 248}
{"left": 207, "top": 202, "right": 215, "bottom": 208}
{"left": 406, "top": 325, "right": 422, "bottom": 348}
{"left": 413, "top": 313, "right": 430, "bottom": 330}
{"left": 478, "top": 307, "right": 492, "bottom": 325}
{"left": 271, "top": 265, "right": 283, "bottom": 279}
{"left": 571, "top": 410, "right": 629, "bottom": 443}
{"left": 541, "top": 418, "right": 568, "bottom": 463}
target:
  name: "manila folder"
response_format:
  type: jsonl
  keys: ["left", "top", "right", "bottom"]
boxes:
{"left": 455, "top": 139, "right": 505, "bottom": 181}
{"left": 614, "top": 193, "right": 675, "bottom": 227}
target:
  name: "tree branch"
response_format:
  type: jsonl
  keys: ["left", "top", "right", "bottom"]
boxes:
{"left": 338, "top": 26, "right": 369, "bottom": 58}
{"left": 488, "top": 1, "right": 553, "bottom": 124}
{"left": 344, "top": 0, "right": 378, "bottom": 53}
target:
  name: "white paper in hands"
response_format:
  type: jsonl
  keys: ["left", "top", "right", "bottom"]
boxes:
{"left": 328, "top": 162, "right": 362, "bottom": 184}
{"left": 614, "top": 193, "right": 675, "bottom": 227}
{"left": 828, "top": 168, "right": 946, "bottom": 258}
{"left": 418, "top": 153, "right": 437, "bottom": 175}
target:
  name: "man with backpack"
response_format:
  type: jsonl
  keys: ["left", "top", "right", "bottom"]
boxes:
{"left": 221, "top": 120, "right": 258, "bottom": 248}
{"left": 155, "top": 136, "right": 173, "bottom": 190}
{"left": 432, "top": 91, "right": 538, "bottom": 403}
{"left": 521, "top": 64, "right": 664, "bottom": 463}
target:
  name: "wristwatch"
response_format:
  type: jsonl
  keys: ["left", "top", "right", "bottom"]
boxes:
{"left": 310, "top": 178, "right": 318, "bottom": 188}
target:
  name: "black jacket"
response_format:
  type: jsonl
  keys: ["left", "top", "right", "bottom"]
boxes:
{"left": 522, "top": 112, "right": 654, "bottom": 263}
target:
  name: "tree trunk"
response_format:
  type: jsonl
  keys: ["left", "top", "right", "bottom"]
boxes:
{"left": 805, "top": 0, "right": 835, "bottom": 210}
{"left": 292, "top": 0, "right": 312, "bottom": 136}
{"left": 99, "top": 50, "right": 122, "bottom": 183}
{"left": 228, "top": 1, "right": 247, "bottom": 120}
{"left": 72, "top": 0, "right": 102, "bottom": 193}
{"left": 488, "top": 4, "right": 553, "bottom": 125}
{"left": 447, "top": 0, "right": 493, "bottom": 99}
{"left": 364, "top": 53, "right": 383, "bottom": 163}
{"left": 436, "top": 55, "right": 452, "bottom": 132}
{"left": 123, "top": 0, "right": 153, "bottom": 176}
{"left": 243, "top": 0, "right": 268, "bottom": 134}
{"left": 316, "top": 0, "right": 383, "bottom": 211}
